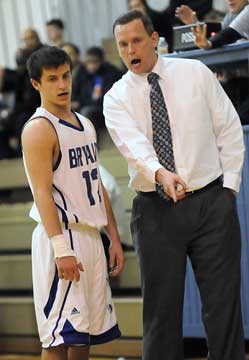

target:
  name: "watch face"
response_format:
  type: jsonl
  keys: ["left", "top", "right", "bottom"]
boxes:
{"left": 146, "top": 0, "right": 170, "bottom": 11}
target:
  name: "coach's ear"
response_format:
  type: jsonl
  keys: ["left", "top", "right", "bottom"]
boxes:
{"left": 31, "top": 78, "right": 41, "bottom": 91}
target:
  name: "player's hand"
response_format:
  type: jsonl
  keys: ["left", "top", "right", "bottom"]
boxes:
{"left": 175, "top": 5, "right": 197, "bottom": 25}
{"left": 108, "top": 241, "right": 124, "bottom": 277}
{"left": 191, "top": 22, "right": 211, "bottom": 49}
{"left": 156, "top": 168, "right": 187, "bottom": 203}
{"left": 56, "top": 256, "right": 84, "bottom": 281}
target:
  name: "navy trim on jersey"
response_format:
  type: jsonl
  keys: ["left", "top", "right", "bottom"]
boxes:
{"left": 49, "top": 281, "right": 73, "bottom": 347}
{"left": 59, "top": 119, "right": 84, "bottom": 132}
{"left": 53, "top": 186, "right": 79, "bottom": 233}
{"left": 53, "top": 185, "right": 67, "bottom": 210}
{"left": 68, "top": 229, "right": 74, "bottom": 250}
{"left": 55, "top": 203, "right": 68, "bottom": 229}
{"left": 25, "top": 116, "right": 63, "bottom": 171}
{"left": 44, "top": 267, "right": 59, "bottom": 319}
{"left": 60, "top": 319, "right": 89, "bottom": 345}
{"left": 74, "top": 111, "right": 85, "bottom": 131}
{"left": 90, "top": 323, "right": 121, "bottom": 345}
{"left": 53, "top": 150, "right": 62, "bottom": 171}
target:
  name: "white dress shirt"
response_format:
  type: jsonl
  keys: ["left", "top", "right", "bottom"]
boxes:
{"left": 104, "top": 55, "right": 244, "bottom": 193}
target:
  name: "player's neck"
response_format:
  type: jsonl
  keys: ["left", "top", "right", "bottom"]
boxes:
{"left": 41, "top": 101, "right": 72, "bottom": 120}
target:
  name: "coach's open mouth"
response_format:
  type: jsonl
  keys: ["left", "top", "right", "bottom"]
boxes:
{"left": 131, "top": 58, "right": 141, "bottom": 65}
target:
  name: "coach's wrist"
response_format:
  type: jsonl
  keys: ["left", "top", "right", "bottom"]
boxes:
{"left": 50, "top": 234, "right": 75, "bottom": 259}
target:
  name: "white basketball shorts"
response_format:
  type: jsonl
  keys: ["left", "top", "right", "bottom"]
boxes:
{"left": 32, "top": 223, "right": 121, "bottom": 348}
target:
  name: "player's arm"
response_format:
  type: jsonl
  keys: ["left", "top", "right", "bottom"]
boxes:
{"left": 22, "top": 119, "right": 62, "bottom": 236}
{"left": 22, "top": 119, "right": 83, "bottom": 281}
{"left": 100, "top": 179, "right": 124, "bottom": 277}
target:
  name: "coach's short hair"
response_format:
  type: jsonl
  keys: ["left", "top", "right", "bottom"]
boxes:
{"left": 113, "top": 10, "right": 154, "bottom": 36}
{"left": 27, "top": 46, "right": 72, "bottom": 82}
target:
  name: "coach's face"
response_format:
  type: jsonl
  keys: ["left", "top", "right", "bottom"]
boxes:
{"left": 115, "top": 19, "right": 158, "bottom": 75}
{"left": 32, "top": 63, "right": 72, "bottom": 108}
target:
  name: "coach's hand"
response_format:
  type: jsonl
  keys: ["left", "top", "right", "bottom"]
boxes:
{"left": 56, "top": 256, "right": 84, "bottom": 282}
{"left": 156, "top": 168, "right": 187, "bottom": 202}
{"left": 108, "top": 241, "right": 124, "bottom": 277}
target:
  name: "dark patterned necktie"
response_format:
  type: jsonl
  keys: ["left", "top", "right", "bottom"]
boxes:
{"left": 148, "top": 72, "right": 175, "bottom": 200}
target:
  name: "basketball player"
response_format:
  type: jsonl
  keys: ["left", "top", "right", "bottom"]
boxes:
{"left": 22, "top": 46, "right": 124, "bottom": 360}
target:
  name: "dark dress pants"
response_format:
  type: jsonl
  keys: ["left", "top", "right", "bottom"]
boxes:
{"left": 131, "top": 183, "right": 245, "bottom": 360}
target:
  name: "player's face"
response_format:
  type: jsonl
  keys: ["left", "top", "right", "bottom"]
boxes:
{"left": 226, "top": 0, "right": 247, "bottom": 13}
{"left": 32, "top": 63, "right": 72, "bottom": 108}
{"left": 115, "top": 19, "right": 158, "bottom": 75}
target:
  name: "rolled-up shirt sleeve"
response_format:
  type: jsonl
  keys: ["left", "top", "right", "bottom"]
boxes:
{"left": 200, "top": 63, "right": 245, "bottom": 192}
{"left": 104, "top": 91, "right": 162, "bottom": 185}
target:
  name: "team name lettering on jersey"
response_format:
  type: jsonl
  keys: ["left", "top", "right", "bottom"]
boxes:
{"left": 69, "top": 142, "right": 98, "bottom": 168}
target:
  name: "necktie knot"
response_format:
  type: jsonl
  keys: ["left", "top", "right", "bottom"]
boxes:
{"left": 147, "top": 72, "right": 159, "bottom": 85}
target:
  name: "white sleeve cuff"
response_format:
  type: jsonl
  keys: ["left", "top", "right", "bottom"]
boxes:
{"left": 223, "top": 172, "right": 242, "bottom": 193}
{"left": 136, "top": 159, "right": 163, "bottom": 184}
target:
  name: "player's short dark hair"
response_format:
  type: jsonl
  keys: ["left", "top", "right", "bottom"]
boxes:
{"left": 86, "top": 47, "right": 104, "bottom": 61}
{"left": 62, "top": 42, "right": 80, "bottom": 55}
{"left": 27, "top": 46, "right": 72, "bottom": 82}
{"left": 46, "top": 18, "right": 64, "bottom": 30}
{"left": 113, "top": 10, "right": 154, "bottom": 36}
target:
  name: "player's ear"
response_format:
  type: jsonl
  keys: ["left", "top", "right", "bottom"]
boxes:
{"left": 31, "top": 78, "right": 41, "bottom": 91}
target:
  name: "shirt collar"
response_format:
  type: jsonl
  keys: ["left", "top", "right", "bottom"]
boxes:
{"left": 128, "top": 54, "right": 165, "bottom": 84}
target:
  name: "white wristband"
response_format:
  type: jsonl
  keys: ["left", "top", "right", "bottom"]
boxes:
{"left": 50, "top": 234, "right": 75, "bottom": 259}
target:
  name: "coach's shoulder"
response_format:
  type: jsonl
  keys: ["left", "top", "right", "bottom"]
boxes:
{"left": 105, "top": 71, "right": 132, "bottom": 102}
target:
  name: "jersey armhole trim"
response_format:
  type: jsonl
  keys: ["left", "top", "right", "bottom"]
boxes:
{"left": 23, "top": 116, "right": 62, "bottom": 171}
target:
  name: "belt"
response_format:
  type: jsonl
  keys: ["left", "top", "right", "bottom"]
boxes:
{"left": 137, "top": 177, "right": 222, "bottom": 199}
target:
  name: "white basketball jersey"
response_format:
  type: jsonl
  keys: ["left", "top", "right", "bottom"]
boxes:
{"left": 24, "top": 107, "right": 107, "bottom": 229}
